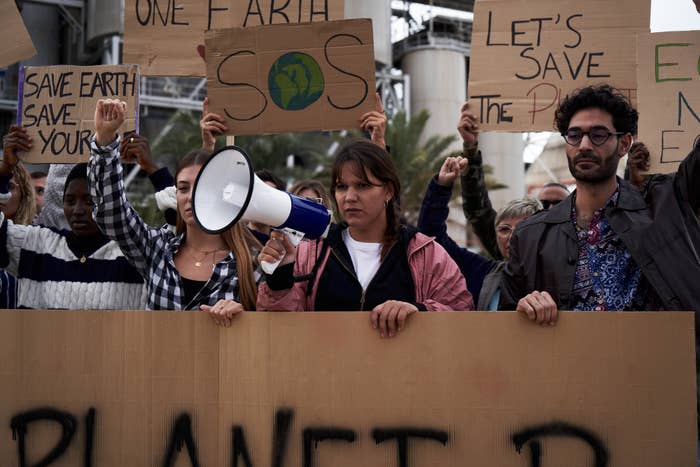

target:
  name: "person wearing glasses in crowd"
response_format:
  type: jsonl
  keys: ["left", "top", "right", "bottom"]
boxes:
{"left": 457, "top": 103, "right": 568, "bottom": 261}
{"left": 417, "top": 104, "right": 541, "bottom": 306}
{"left": 499, "top": 84, "right": 700, "bottom": 321}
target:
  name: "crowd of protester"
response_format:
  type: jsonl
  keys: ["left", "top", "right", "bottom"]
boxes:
{"left": 0, "top": 84, "right": 698, "bottom": 342}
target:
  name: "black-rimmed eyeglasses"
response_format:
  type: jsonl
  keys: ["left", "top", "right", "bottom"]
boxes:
{"left": 562, "top": 126, "right": 624, "bottom": 146}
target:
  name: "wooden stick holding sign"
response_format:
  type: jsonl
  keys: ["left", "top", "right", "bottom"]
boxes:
{"left": 205, "top": 18, "right": 376, "bottom": 136}
{"left": 16, "top": 65, "right": 140, "bottom": 164}
{"left": 637, "top": 31, "right": 700, "bottom": 174}
{"left": 468, "top": 0, "right": 649, "bottom": 131}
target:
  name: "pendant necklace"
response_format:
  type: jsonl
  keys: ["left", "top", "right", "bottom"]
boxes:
{"left": 186, "top": 245, "right": 225, "bottom": 267}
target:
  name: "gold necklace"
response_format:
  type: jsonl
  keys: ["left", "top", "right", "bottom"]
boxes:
{"left": 184, "top": 245, "right": 227, "bottom": 267}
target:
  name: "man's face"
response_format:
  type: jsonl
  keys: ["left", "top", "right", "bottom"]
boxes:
{"left": 564, "top": 108, "right": 631, "bottom": 184}
{"left": 31, "top": 176, "right": 47, "bottom": 214}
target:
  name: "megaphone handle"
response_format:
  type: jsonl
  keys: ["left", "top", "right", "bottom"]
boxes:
{"left": 260, "top": 228, "right": 305, "bottom": 275}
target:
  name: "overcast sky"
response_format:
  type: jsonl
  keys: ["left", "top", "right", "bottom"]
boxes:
{"left": 392, "top": 0, "right": 700, "bottom": 37}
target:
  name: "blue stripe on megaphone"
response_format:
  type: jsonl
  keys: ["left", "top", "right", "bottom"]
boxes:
{"left": 278, "top": 195, "right": 331, "bottom": 239}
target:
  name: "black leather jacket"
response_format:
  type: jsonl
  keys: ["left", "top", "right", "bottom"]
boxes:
{"left": 499, "top": 142, "right": 700, "bottom": 312}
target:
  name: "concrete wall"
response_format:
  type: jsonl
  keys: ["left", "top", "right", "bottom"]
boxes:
{"left": 401, "top": 48, "right": 466, "bottom": 152}
{"left": 345, "top": 0, "right": 392, "bottom": 67}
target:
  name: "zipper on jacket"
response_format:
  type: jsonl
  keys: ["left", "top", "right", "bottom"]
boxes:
{"left": 331, "top": 242, "right": 396, "bottom": 312}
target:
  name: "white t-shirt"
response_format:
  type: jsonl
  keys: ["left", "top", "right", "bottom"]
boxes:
{"left": 342, "top": 229, "right": 382, "bottom": 291}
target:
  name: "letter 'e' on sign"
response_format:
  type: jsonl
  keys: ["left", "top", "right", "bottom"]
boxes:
{"left": 16, "top": 65, "right": 140, "bottom": 164}
{"left": 123, "top": 0, "right": 345, "bottom": 77}
{"left": 205, "top": 18, "right": 376, "bottom": 136}
{"left": 468, "top": 0, "right": 650, "bottom": 131}
{"left": 0, "top": 0, "right": 36, "bottom": 68}
{"left": 637, "top": 31, "right": 700, "bottom": 174}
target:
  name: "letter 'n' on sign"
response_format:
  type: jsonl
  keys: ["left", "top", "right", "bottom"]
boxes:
{"left": 17, "top": 64, "right": 140, "bottom": 164}
{"left": 205, "top": 18, "right": 376, "bottom": 136}
{"left": 637, "top": 30, "right": 700, "bottom": 174}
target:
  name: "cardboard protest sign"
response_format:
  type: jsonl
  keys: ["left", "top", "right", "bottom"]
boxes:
{"left": 0, "top": 0, "right": 36, "bottom": 68}
{"left": 123, "top": 0, "right": 344, "bottom": 76}
{"left": 637, "top": 31, "right": 700, "bottom": 174}
{"left": 469, "top": 0, "right": 650, "bottom": 131}
{"left": 17, "top": 65, "right": 139, "bottom": 164}
{"left": 206, "top": 18, "right": 375, "bottom": 136}
{"left": 0, "top": 311, "right": 695, "bottom": 466}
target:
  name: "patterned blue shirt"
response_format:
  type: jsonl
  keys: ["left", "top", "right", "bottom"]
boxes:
{"left": 571, "top": 187, "right": 649, "bottom": 311}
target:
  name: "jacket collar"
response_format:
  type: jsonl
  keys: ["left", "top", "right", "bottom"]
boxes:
{"left": 542, "top": 178, "right": 646, "bottom": 225}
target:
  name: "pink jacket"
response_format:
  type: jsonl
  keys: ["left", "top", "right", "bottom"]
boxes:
{"left": 257, "top": 231, "right": 474, "bottom": 311}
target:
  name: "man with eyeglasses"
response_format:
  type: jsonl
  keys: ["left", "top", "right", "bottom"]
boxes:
{"left": 499, "top": 84, "right": 700, "bottom": 322}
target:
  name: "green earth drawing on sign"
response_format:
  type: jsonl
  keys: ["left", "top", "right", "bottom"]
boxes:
{"left": 268, "top": 52, "right": 324, "bottom": 111}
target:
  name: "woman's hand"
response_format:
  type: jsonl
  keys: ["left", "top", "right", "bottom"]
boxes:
{"left": 370, "top": 300, "right": 418, "bottom": 338}
{"left": 1, "top": 125, "right": 31, "bottom": 176}
{"left": 200, "top": 299, "right": 243, "bottom": 327}
{"left": 200, "top": 97, "right": 228, "bottom": 152}
{"left": 360, "top": 93, "right": 387, "bottom": 150}
{"left": 258, "top": 230, "right": 297, "bottom": 271}
{"left": 94, "top": 99, "right": 127, "bottom": 146}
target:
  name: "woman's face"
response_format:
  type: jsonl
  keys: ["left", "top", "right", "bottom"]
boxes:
{"left": 176, "top": 164, "right": 202, "bottom": 227}
{"left": 0, "top": 180, "right": 22, "bottom": 220}
{"left": 63, "top": 179, "right": 100, "bottom": 236}
{"left": 495, "top": 215, "right": 527, "bottom": 261}
{"left": 334, "top": 163, "right": 391, "bottom": 233}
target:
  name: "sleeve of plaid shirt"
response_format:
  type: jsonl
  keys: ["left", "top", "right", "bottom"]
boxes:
{"left": 459, "top": 142, "right": 501, "bottom": 261}
{"left": 88, "top": 135, "right": 158, "bottom": 277}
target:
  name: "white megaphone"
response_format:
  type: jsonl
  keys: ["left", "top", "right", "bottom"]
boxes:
{"left": 192, "top": 146, "right": 331, "bottom": 274}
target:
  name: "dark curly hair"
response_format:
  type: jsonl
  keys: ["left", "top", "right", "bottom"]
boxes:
{"left": 554, "top": 84, "right": 638, "bottom": 136}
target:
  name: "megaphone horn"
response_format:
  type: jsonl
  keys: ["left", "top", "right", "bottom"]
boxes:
{"left": 191, "top": 146, "right": 331, "bottom": 272}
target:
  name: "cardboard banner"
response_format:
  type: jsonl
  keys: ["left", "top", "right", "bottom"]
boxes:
{"left": 0, "top": 0, "right": 36, "bottom": 68}
{"left": 123, "top": 0, "right": 344, "bottom": 76}
{"left": 16, "top": 65, "right": 139, "bottom": 164}
{"left": 0, "top": 311, "right": 695, "bottom": 466}
{"left": 637, "top": 31, "right": 700, "bottom": 174}
{"left": 206, "top": 18, "right": 375, "bottom": 136}
{"left": 468, "top": 0, "right": 650, "bottom": 131}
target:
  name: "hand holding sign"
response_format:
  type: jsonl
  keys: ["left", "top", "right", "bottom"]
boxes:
{"left": 360, "top": 93, "right": 387, "bottom": 150}
{"left": 94, "top": 99, "right": 127, "bottom": 147}
{"left": 200, "top": 97, "right": 228, "bottom": 153}
{"left": 200, "top": 299, "right": 243, "bottom": 327}
{"left": 1, "top": 126, "right": 31, "bottom": 176}
{"left": 457, "top": 102, "right": 479, "bottom": 148}
{"left": 370, "top": 300, "right": 418, "bottom": 338}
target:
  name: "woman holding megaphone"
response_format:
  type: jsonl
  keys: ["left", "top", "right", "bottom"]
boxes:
{"left": 257, "top": 140, "right": 474, "bottom": 338}
{"left": 88, "top": 99, "right": 260, "bottom": 325}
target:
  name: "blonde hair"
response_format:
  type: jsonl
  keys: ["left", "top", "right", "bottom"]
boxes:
{"left": 10, "top": 163, "right": 36, "bottom": 225}
{"left": 175, "top": 149, "right": 260, "bottom": 310}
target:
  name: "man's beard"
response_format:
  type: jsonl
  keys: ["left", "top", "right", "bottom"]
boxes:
{"left": 567, "top": 147, "right": 620, "bottom": 184}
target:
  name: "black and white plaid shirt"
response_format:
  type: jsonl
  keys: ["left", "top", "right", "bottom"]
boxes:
{"left": 88, "top": 136, "right": 241, "bottom": 310}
